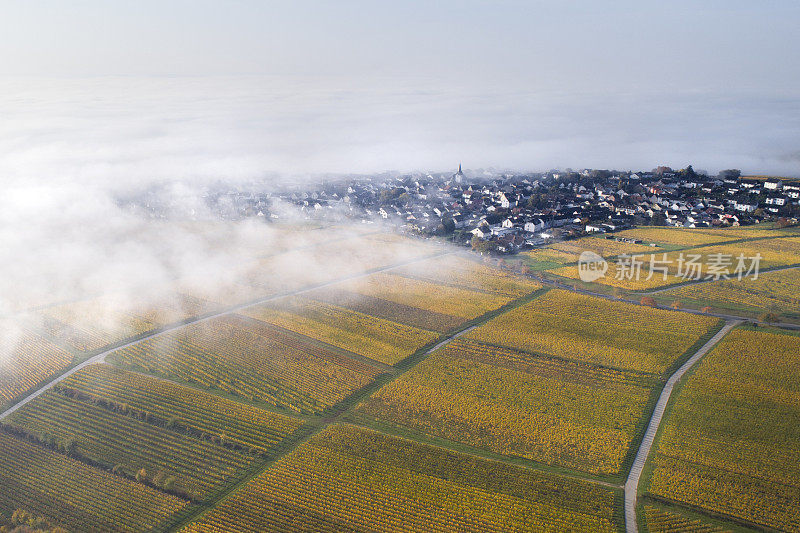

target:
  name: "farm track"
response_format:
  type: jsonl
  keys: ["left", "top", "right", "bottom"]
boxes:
{"left": 623, "top": 319, "right": 741, "bottom": 533}
{"left": 0, "top": 250, "right": 453, "bottom": 422}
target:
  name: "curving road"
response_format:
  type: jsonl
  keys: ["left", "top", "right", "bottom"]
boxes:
{"left": 623, "top": 319, "right": 741, "bottom": 533}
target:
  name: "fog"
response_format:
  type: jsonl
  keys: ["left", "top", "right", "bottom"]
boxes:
{"left": 1, "top": 73, "right": 798, "bottom": 374}
{"left": 2, "top": 77, "right": 799, "bottom": 182}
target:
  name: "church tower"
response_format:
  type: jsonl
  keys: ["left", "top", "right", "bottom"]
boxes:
{"left": 453, "top": 164, "right": 464, "bottom": 184}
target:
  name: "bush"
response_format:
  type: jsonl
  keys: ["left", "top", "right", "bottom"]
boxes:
{"left": 759, "top": 312, "right": 780, "bottom": 324}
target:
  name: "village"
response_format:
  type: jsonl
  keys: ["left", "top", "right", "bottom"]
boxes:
{"left": 129, "top": 166, "right": 800, "bottom": 254}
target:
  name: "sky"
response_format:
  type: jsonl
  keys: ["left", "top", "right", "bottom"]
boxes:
{"left": 1, "top": 0, "right": 799, "bottom": 180}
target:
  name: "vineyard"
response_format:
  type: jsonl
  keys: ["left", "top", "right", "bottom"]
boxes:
{"left": 0, "top": 322, "right": 73, "bottom": 408}
{"left": 106, "top": 314, "right": 385, "bottom": 413}
{"left": 656, "top": 267, "right": 800, "bottom": 319}
{"left": 550, "top": 236, "right": 656, "bottom": 258}
{"left": 390, "top": 254, "right": 541, "bottom": 297}
{"left": 182, "top": 424, "right": 622, "bottom": 532}
{"left": 0, "top": 431, "right": 188, "bottom": 532}
{"left": 610, "top": 228, "right": 739, "bottom": 247}
{"left": 4, "top": 224, "right": 800, "bottom": 532}
{"left": 644, "top": 327, "right": 800, "bottom": 531}
{"left": 304, "top": 287, "right": 464, "bottom": 333}
{"left": 337, "top": 272, "right": 512, "bottom": 320}
{"left": 356, "top": 338, "right": 656, "bottom": 475}
{"left": 643, "top": 505, "right": 730, "bottom": 533}
{"left": 58, "top": 364, "right": 303, "bottom": 453}
{"left": 30, "top": 292, "right": 211, "bottom": 352}
{"left": 241, "top": 295, "right": 439, "bottom": 365}
{"left": 4, "top": 386, "right": 263, "bottom": 500}
{"left": 464, "top": 289, "right": 721, "bottom": 374}
{"left": 550, "top": 263, "right": 686, "bottom": 290}
{"left": 649, "top": 237, "right": 800, "bottom": 273}
{"left": 522, "top": 247, "right": 578, "bottom": 269}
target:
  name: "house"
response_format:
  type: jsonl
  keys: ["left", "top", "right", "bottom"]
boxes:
{"left": 734, "top": 202, "right": 757, "bottom": 213}
{"left": 765, "top": 197, "right": 786, "bottom": 206}
{"left": 523, "top": 218, "right": 547, "bottom": 233}
{"left": 499, "top": 193, "right": 511, "bottom": 209}
{"left": 470, "top": 226, "right": 488, "bottom": 239}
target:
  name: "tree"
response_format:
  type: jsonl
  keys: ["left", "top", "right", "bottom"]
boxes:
{"left": 470, "top": 235, "right": 483, "bottom": 250}
{"left": 640, "top": 296, "right": 657, "bottom": 307}
{"left": 484, "top": 213, "right": 502, "bottom": 225}
{"left": 473, "top": 239, "right": 499, "bottom": 254}
{"left": 653, "top": 166, "right": 673, "bottom": 176}
{"left": 759, "top": 311, "right": 780, "bottom": 324}
{"left": 651, "top": 212, "right": 667, "bottom": 226}
{"left": 718, "top": 169, "right": 741, "bottom": 180}
{"left": 136, "top": 468, "right": 148, "bottom": 483}
{"left": 441, "top": 216, "right": 455, "bottom": 234}
{"left": 671, "top": 300, "right": 682, "bottom": 310}
{"left": 701, "top": 306, "right": 712, "bottom": 314}
{"left": 60, "top": 437, "right": 76, "bottom": 455}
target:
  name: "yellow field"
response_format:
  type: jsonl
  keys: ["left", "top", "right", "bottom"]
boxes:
{"left": 338, "top": 272, "right": 514, "bottom": 319}
{"left": 551, "top": 236, "right": 656, "bottom": 258}
{"left": 32, "top": 293, "right": 210, "bottom": 352}
{"left": 643, "top": 505, "right": 729, "bottom": 533}
{"left": 182, "top": 425, "right": 621, "bottom": 532}
{"left": 241, "top": 296, "right": 439, "bottom": 365}
{"left": 550, "top": 263, "right": 685, "bottom": 290}
{"left": 357, "top": 339, "right": 655, "bottom": 475}
{"left": 391, "top": 255, "right": 541, "bottom": 298}
{"left": 0, "top": 321, "right": 73, "bottom": 407}
{"left": 611, "top": 227, "right": 737, "bottom": 246}
{"left": 660, "top": 237, "right": 800, "bottom": 270}
{"left": 646, "top": 328, "right": 800, "bottom": 531}
{"left": 522, "top": 247, "right": 577, "bottom": 266}
{"left": 657, "top": 267, "right": 800, "bottom": 317}
{"left": 465, "top": 289, "right": 720, "bottom": 374}
{"left": 107, "top": 314, "right": 384, "bottom": 414}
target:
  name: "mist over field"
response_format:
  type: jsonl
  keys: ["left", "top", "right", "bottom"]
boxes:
{"left": 1, "top": 74, "right": 799, "bottom": 355}
{"left": 1, "top": 0, "right": 799, "bottom": 365}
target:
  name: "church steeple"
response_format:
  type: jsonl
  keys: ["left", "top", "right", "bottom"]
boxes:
{"left": 453, "top": 163, "right": 464, "bottom": 183}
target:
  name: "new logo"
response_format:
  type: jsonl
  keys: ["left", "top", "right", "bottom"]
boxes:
{"left": 578, "top": 251, "right": 608, "bottom": 282}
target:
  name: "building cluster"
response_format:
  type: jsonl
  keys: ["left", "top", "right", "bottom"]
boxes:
{"left": 126, "top": 166, "right": 799, "bottom": 254}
